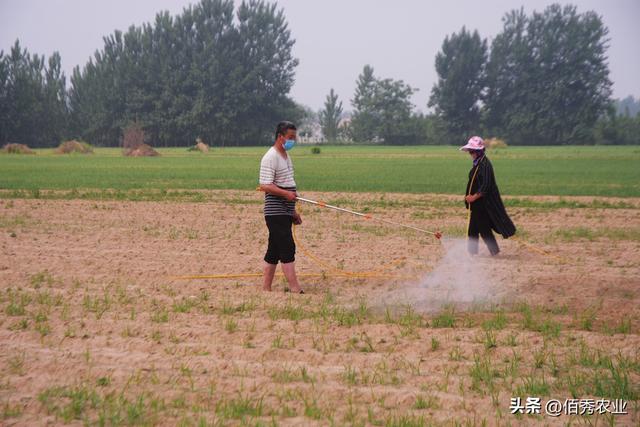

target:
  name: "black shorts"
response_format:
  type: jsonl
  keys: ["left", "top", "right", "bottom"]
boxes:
{"left": 264, "top": 215, "right": 295, "bottom": 264}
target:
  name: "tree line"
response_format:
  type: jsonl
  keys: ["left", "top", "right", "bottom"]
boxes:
{"left": 0, "top": 44, "right": 67, "bottom": 147}
{"left": 1, "top": 1, "right": 639, "bottom": 147}
{"left": 1, "top": 0, "right": 300, "bottom": 148}
{"left": 320, "top": 4, "right": 639, "bottom": 145}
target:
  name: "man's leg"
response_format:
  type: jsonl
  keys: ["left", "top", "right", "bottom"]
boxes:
{"left": 263, "top": 262, "right": 277, "bottom": 291}
{"left": 281, "top": 262, "right": 302, "bottom": 293}
{"left": 280, "top": 216, "right": 303, "bottom": 293}
{"left": 263, "top": 216, "right": 280, "bottom": 291}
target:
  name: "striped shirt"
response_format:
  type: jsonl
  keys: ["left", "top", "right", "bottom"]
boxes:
{"left": 259, "top": 147, "right": 297, "bottom": 216}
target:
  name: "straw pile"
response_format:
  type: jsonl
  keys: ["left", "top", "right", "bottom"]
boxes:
{"left": 485, "top": 138, "right": 508, "bottom": 149}
{"left": 2, "top": 143, "right": 35, "bottom": 154}
{"left": 55, "top": 140, "right": 93, "bottom": 154}
{"left": 124, "top": 143, "right": 160, "bottom": 157}
{"left": 188, "top": 138, "right": 210, "bottom": 153}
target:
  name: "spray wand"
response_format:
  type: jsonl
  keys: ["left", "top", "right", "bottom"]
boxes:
{"left": 295, "top": 196, "right": 442, "bottom": 240}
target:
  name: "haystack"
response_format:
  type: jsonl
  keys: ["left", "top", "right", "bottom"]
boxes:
{"left": 187, "top": 138, "right": 210, "bottom": 153}
{"left": 55, "top": 140, "right": 93, "bottom": 154}
{"left": 195, "top": 141, "right": 209, "bottom": 153}
{"left": 485, "top": 138, "right": 508, "bottom": 149}
{"left": 124, "top": 143, "right": 160, "bottom": 157}
{"left": 2, "top": 143, "right": 35, "bottom": 154}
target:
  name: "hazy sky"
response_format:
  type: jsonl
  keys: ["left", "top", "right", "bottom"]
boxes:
{"left": 1, "top": 0, "right": 638, "bottom": 112}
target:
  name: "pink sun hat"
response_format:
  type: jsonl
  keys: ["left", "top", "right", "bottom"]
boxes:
{"left": 459, "top": 136, "right": 485, "bottom": 151}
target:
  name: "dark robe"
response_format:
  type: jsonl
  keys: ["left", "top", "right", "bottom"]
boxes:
{"left": 465, "top": 155, "right": 516, "bottom": 238}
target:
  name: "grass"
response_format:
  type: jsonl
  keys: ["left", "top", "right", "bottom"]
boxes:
{"left": 303, "top": 398, "right": 325, "bottom": 420}
{"left": 430, "top": 337, "right": 440, "bottom": 351}
{"left": 150, "top": 307, "right": 169, "bottom": 323}
{"left": 483, "top": 330, "right": 498, "bottom": 350}
{"left": 384, "top": 414, "right": 428, "bottom": 427}
{"left": 431, "top": 306, "right": 456, "bottom": 328}
{"left": 7, "top": 353, "right": 26, "bottom": 376}
{"left": 518, "top": 303, "right": 562, "bottom": 338}
{"left": 0, "top": 146, "right": 639, "bottom": 197}
{"left": 413, "top": 394, "right": 439, "bottom": 410}
{"left": 216, "top": 395, "right": 263, "bottom": 419}
{"left": 272, "top": 366, "right": 314, "bottom": 384}
{"left": 550, "top": 227, "right": 640, "bottom": 242}
{"left": 224, "top": 317, "right": 238, "bottom": 333}
{"left": 2, "top": 402, "right": 22, "bottom": 419}
{"left": 5, "top": 289, "right": 31, "bottom": 317}
{"left": 30, "top": 271, "right": 55, "bottom": 288}
{"left": 469, "top": 354, "right": 500, "bottom": 394}
{"left": 482, "top": 310, "right": 508, "bottom": 330}
{"left": 515, "top": 375, "right": 550, "bottom": 397}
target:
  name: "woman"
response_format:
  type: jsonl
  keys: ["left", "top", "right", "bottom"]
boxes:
{"left": 461, "top": 136, "right": 516, "bottom": 255}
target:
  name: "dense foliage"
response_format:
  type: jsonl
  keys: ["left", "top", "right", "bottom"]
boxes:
{"left": 1, "top": 2, "right": 637, "bottom": 147}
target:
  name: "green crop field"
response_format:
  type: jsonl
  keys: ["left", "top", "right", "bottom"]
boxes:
{"left": 1, "top": 145, "right": 639, "bottom": 197}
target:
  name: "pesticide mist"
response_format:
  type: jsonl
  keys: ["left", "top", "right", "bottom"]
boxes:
{"left": 379, "top": 237, "right": 507, "bottom": 313}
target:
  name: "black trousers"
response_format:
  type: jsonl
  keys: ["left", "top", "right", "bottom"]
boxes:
{"left": 468, "top": 205, "right": 500, "bottom": 255}
{"left": 264, "top": 215, "right": 295, "bottom": 264}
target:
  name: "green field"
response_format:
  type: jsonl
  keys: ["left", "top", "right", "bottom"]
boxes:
{"left": 1, "top": 146, "right": 639, "bottom": 197}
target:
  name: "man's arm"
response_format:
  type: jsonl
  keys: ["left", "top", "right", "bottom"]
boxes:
{"left": 259, "top": 184, "right": 297, "bottom": 201}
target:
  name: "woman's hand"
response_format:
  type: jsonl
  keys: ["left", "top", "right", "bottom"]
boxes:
{"left": 465, "top": 193, "right": 482, "bottom": 203}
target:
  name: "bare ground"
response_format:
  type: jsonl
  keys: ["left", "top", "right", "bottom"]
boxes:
{"left": 0, "top": 191, "right": 639, "bottom": 426}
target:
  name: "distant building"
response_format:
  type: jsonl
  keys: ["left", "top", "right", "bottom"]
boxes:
{"left": 298, "top": 122, "right": 323, "bottom": 144}
{"left": 336, "top": 116, "right": 352, "bottom": 143}
{"left": 298, "top": 111, "right": 353, "bottom": 144}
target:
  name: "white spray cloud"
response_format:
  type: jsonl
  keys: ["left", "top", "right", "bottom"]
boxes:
{"left": 379, "top": 237, "right": 503, "bottom": 313}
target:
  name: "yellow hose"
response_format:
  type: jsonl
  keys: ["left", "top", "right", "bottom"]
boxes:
{"left": 466, "top": 163, "right": 480, "bottom": 236}
{"left": 511, "top": 236, "right": 567, "bottom": 263}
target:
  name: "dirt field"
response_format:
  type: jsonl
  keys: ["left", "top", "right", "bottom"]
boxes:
{"left": 1, "top": 191, "right": 639, "bottom": 426}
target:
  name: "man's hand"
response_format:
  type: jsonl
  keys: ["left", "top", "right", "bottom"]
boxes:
{"left": 284, "top": 191, "right": 297, "bottom": 202}
{"left": 292, "top": 212, "right": 302, "bottom": 225}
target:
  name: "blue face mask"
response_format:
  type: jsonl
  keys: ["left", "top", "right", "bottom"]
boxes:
{"left": 283, "top": 139, "right": 296, "bottom": 151}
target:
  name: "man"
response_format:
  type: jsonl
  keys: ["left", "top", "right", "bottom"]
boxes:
{"left": 461, "top": 136, "right": 516, "bottom": 255}
{"left": 258, "top": 121, "right": 304, "bottom": 293}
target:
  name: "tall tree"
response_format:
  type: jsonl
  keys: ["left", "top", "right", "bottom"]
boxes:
{"left": 484, "top": 5, "right": 612, "bottom": 145}
{"left": 349, "top": 65, "right": 377, "bottom": 142}
{"left": 68, "top": 0, "right": 299, "bottom": 147}
{"left": 373, "top": 77, "right": 417, "bottom": 144}
{"left": 594, "top": 102, "right": 640, "bottom": 145}
{"left": 615, "top": 96, "right": 640, "bottom": 117}
{"left": 42, "top": 52, "right": 68, "bottom": 145}
{"left": 0, "top": 51, "right": 8, "bottom": 144}
{"left": 233, "top": 0, "right": 300, "bottom": 144}
{"left": 319, "top": 88, "right": 343, "bottom": 142}
{"left": 0, "top": 40, "right": 67, "bottom": 147}
{"left": 429, "top": 26, "right": 487, "bottom": 143}
{"left": 349, "top": 65, "right": 418, "bottom": 144}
